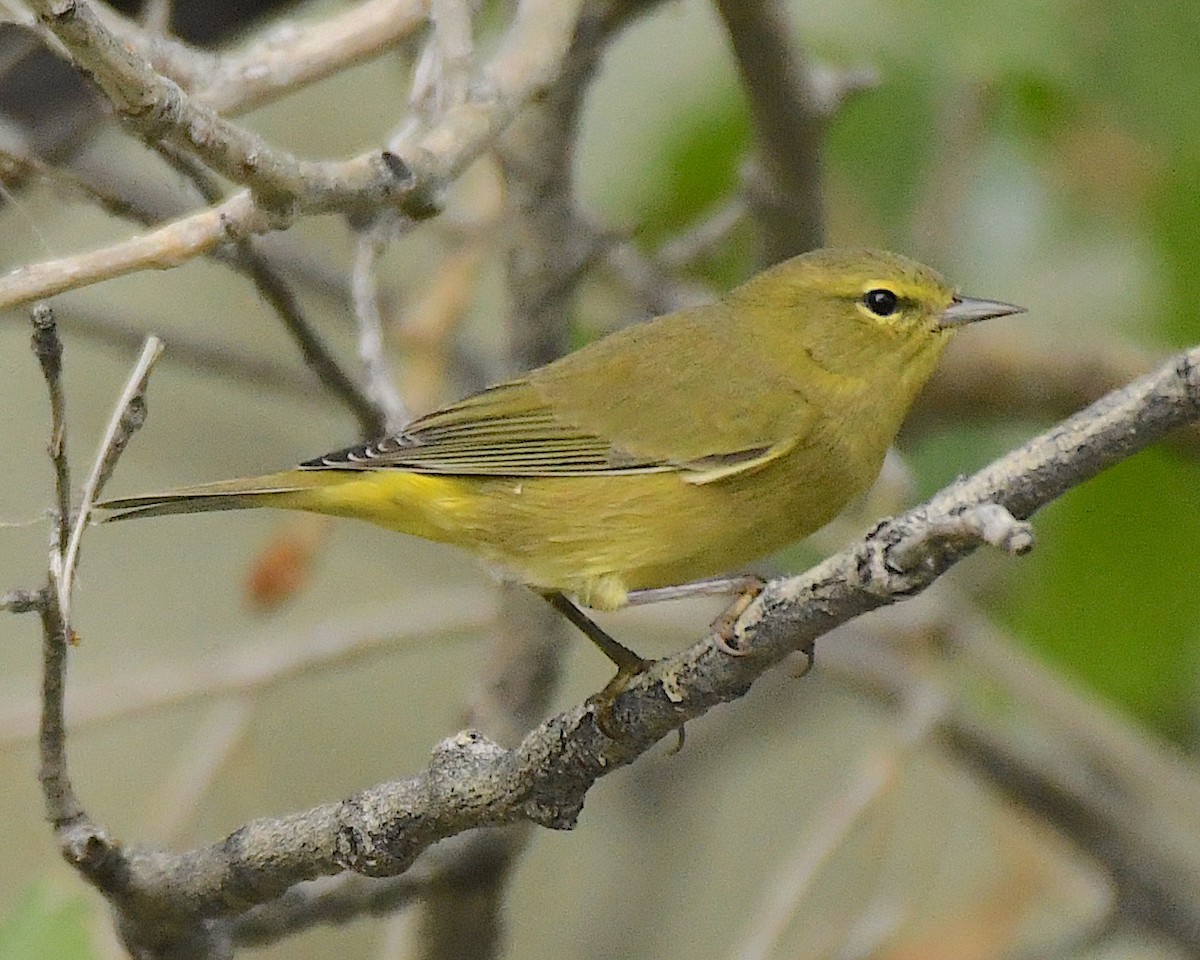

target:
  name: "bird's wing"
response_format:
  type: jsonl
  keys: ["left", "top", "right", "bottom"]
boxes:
{"left": 301, "top": 378, "right": 797, "bottom": 480}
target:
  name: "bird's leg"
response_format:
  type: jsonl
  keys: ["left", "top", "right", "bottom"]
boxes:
{"left": 543, "top": 592, "right": 650, "bottom": 677}
{"left": 623, "top": 574, "right": 766, "bottom": 606}
{"left": 543, "top": 592, "right": 654, "bottom": 739}
{"left": 627, "top": 574, "right": 767, "bottom": 656}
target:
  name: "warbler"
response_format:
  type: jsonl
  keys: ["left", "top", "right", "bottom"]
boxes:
{"left": 100, "top": 248, "right": 1021, "bottom": 672}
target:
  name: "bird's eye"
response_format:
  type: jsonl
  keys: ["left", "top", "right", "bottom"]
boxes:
{"left": 863, "top": 288, "right": 899, "bottom": 317}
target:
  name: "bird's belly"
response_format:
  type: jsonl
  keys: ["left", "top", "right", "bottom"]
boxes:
{"left": 457, "top": 447, "right": 875, "bottom": 608}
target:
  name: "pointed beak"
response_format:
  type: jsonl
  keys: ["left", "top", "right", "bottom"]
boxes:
{"left": 937, "top": 296, "right": 1026, "bottom": 330}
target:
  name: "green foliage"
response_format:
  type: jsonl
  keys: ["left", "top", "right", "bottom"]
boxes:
{"left": 826, "top": 67, "right": 938, "bottom": 239}
{"left": 1006, "top": 449, "right": 1200, "bottom": 737}
{"left": 0, "top": 883, "right": 96, "bottom": 960}
{"left": 986, "top": 71, "right": 1080, "bottom": 144}
{"left": 1150, "top": 152, "right": 1200, "bottom": 345}
{"left": 631, "top": 91, "right": 754, "bottom": 288}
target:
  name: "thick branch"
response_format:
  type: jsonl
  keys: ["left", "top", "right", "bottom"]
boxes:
{"left": 0, "top": 0, "right": 583, "bottom": 312}
{"left": 101, "top": 0, "right": 432, "bottom": 116}
{"left": 27, "top": 0, "right": 580, "bottom": 215}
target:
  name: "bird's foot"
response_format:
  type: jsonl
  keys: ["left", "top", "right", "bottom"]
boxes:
{"left": 710, "top": 576, "right": 767, "bottom": 655}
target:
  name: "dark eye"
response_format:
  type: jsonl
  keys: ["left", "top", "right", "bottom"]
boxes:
{"left": 863, "top": 288, "right": 899, "bottom": 316}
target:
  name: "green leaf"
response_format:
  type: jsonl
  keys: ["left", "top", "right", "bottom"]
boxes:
{"left": 999, "top": 447, "right": 1200, "bottom": 738}
{"left": 0, "top": 882, "right": 96, "bottom": 960}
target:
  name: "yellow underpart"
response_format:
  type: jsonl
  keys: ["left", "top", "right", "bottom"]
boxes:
{"left": 272, "top": 470, "right": 478, "bottom": 543}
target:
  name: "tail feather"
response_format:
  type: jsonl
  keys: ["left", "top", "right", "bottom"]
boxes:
{"left": 97, "top": 472, "right": 312, "bottom": 522}
{"left": 96, "top": 468, "right": 461, "bottom": 542}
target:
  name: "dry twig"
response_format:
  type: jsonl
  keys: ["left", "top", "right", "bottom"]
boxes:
{"left": 1, "top": 0, "right": 585, "bottom": 310}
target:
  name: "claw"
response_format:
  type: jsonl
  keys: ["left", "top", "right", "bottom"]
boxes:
{"left": 587, "top": 658, "right": 652, "bottom": 739}
{"left": 709, "top": 577, "right": 766, "bottom": 655}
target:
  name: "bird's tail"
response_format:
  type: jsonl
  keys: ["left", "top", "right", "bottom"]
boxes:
{"left": 97, "top": 471, "right": 324, "bottom": 522}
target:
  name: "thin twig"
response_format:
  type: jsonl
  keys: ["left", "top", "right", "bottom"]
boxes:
{"left": 156, "top": 142, "right": 390, "bottom": 437}
{"left": 411, "top": 0, "right": 473, "bottom": 119}
{"left": 0, "top": 145, "right": 161, "bottom": 223}
{"left": 352, "top": 223, "right": 410, "bottom": 433}
{"left": 29, "top": 312, "right": 82, "bottom": 832}
{"left": 29, "top": 304, "right": 70, "bottom": 560}
{"left": 0, "top": 591, "right": 492, "bottom": 746}
{"left": 0, "top": 189, "right": 270, "bottom": 310}
{"left": 59, "top": 337, "right": 163, "bottom": 622}
{"left": 38, "top": 586, "right": 83, "bottom": 828}
{"left": 656, "top": 196, "right": 748, "bottom": 269}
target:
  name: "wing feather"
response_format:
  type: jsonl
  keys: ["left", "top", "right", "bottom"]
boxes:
{"left": 301, "top": 380, "right": 784, "bottom": 480}
{"left": 302, "top": 381, "right": 676, "bottom": 477}
{"left": 302, "top": 300, "right": 822, "bottom": 482}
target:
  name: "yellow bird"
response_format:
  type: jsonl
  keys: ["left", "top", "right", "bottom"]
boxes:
{"left": 100, "top": 248, "right": 1021, "bottom": 673}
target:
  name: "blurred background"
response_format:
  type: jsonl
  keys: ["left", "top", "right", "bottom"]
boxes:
{"left": 1, "top": 0, "right": 1199, "bottom": 958}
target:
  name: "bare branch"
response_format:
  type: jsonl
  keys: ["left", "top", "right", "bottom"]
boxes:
{"left": 29, "top": 304, "right": 70, "bottom": 560}
{"left": 26, "top": 318, "right": 163, "bottom": 860}
{"left": 352, "top": 223, "right": 410, "bottom": 433}
{"left": 58, "top": 336, "right": 163, "bottom": 621}
{"left": 26, "top": 0, "right": 399, "bottom": 210}
{"left": 0, "top": 189, "right": 270, "bottom": 310}
{"left": 112, "top": 0, "right": 432, "bottom": 116}
{"left": 1, "top": 0, "right": 584, "bottom": 316}
{"left": 27, "top": 0, "right": 581, "bottom": 216}
{"left": 713, "top": 0, "right": 876, "bottom": 261}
